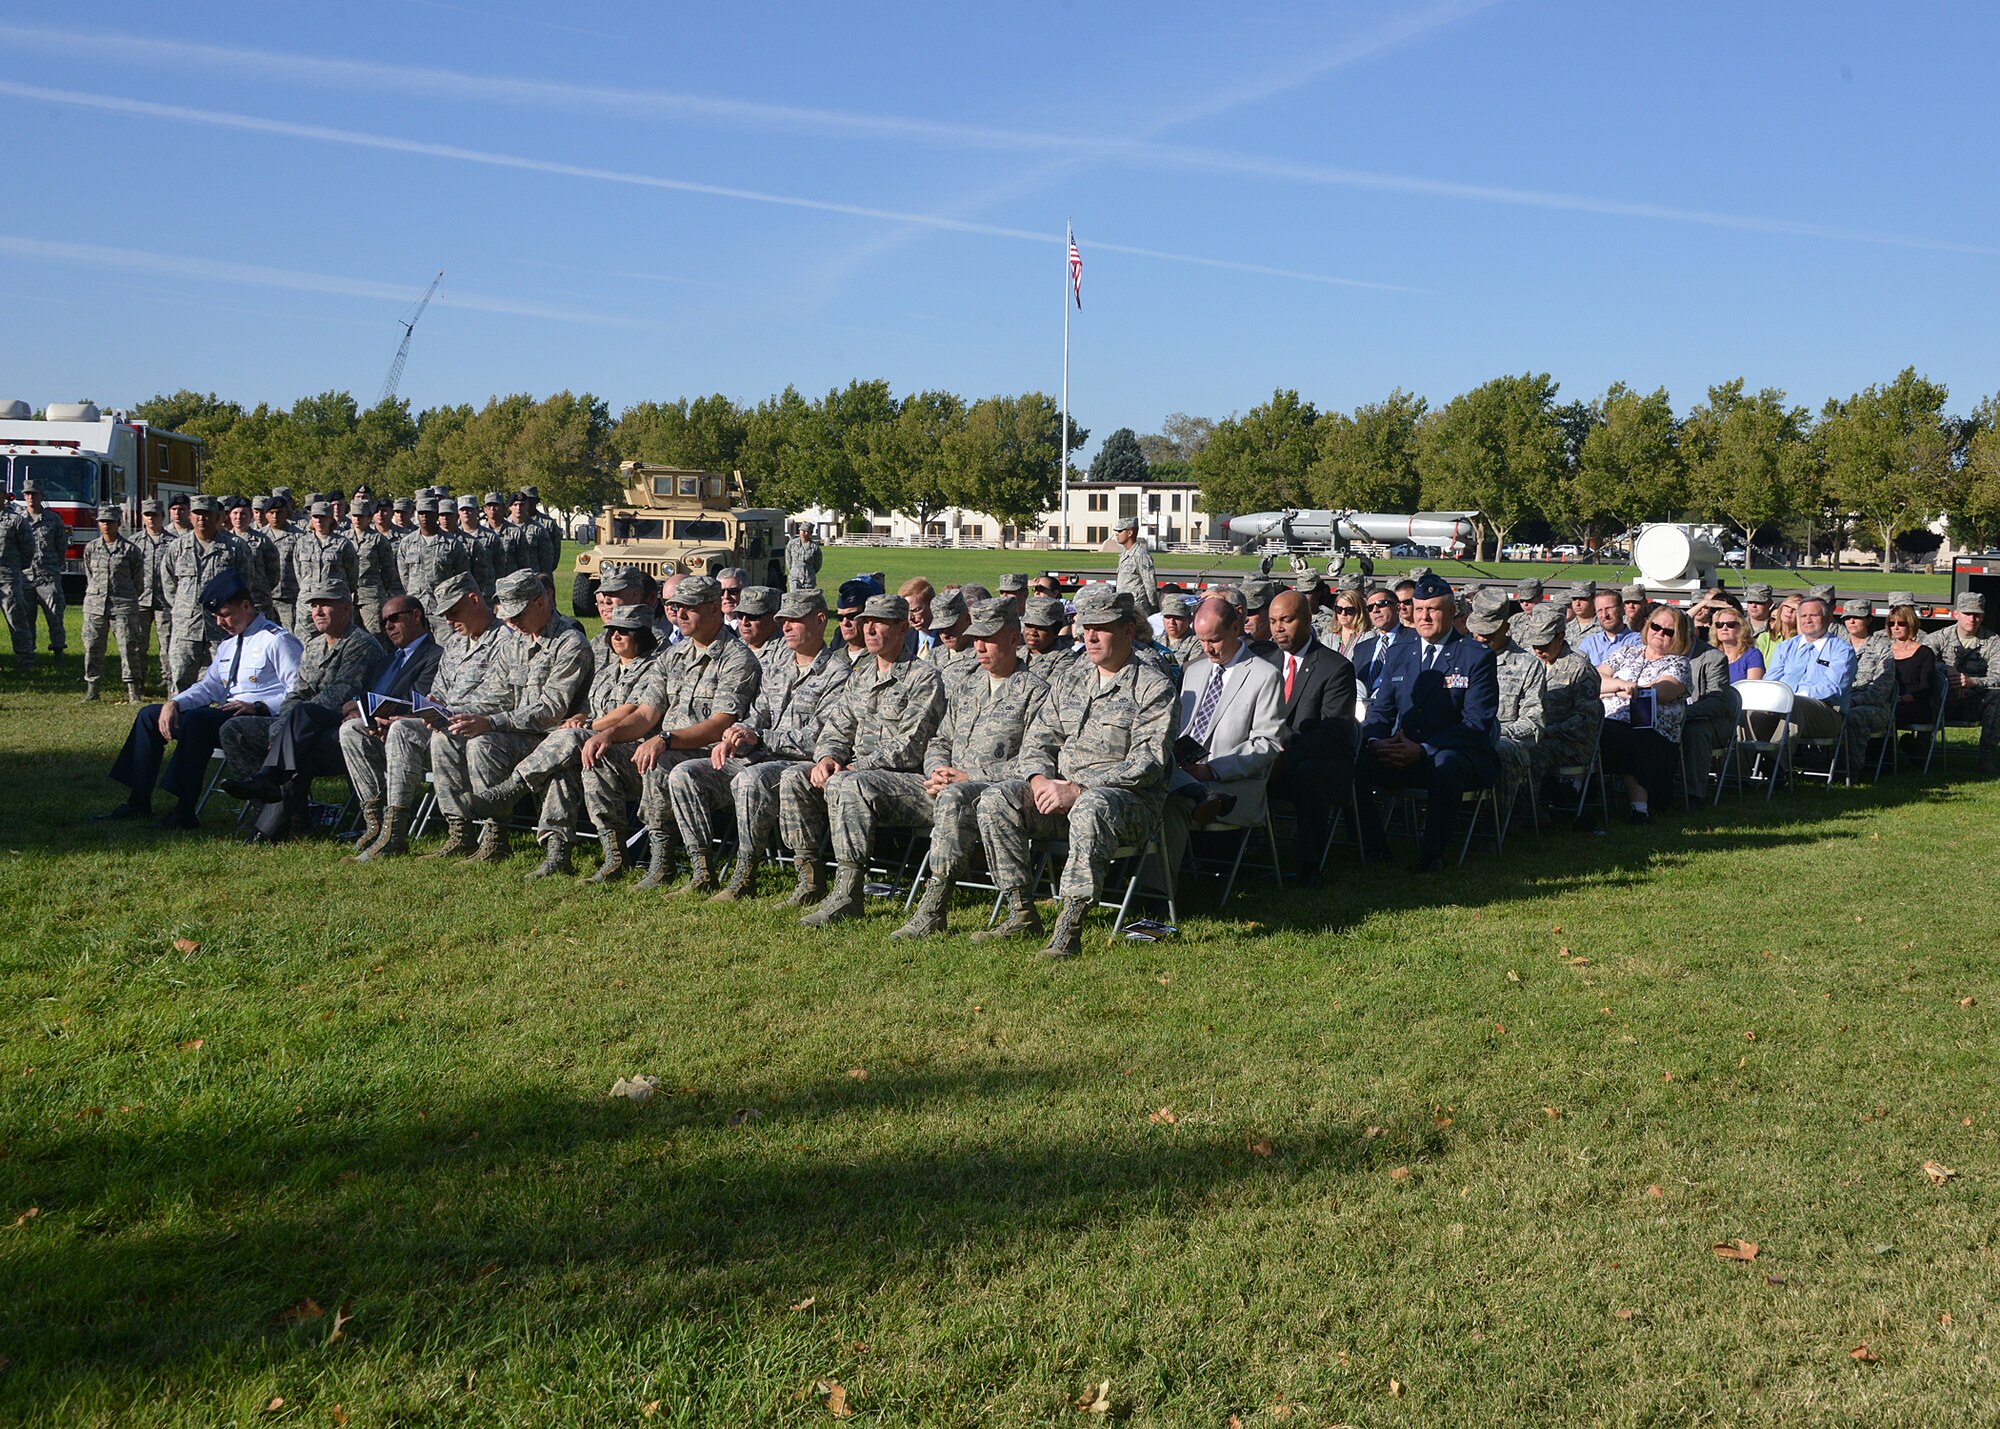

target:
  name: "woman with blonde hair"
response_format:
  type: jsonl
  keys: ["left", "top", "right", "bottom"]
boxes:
{"left": 1597, "top": 604, "right": 1692, "bottom": 823}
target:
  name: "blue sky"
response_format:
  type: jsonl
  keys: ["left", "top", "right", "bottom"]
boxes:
{"left": 2, "top": 1, "right": 1995, "bottom": 455}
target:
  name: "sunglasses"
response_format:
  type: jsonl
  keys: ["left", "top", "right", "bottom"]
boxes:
{"left": 1711, "top": 619, "right": 1740, "bottom": 629}
{"left": 1647, "top": 622, "right": 1677, "bottom": 636}
{"left": 1336, "top": 604, "right": 1361, "bottom": 614}
{"left": 1366, "top": 600, "right": 1391, "bottom": 611}
{"left": 1397, "top": 599, "right": 1414, "bottom": 609}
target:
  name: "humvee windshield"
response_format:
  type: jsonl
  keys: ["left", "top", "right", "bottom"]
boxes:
{"left": 611, "top": 516, "right": 729, "bottom": 542}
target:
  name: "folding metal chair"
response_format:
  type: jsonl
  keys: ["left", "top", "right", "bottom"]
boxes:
{"left": 1791, "top": 692, "right": 1850, "bottom": 788}
{"left": 1729, "top": 679, "right": 1794, "bottom": 799}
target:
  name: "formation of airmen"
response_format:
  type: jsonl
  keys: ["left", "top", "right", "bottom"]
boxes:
{"left": 78, "top": 504, "right": 2000, "bottom": 958}
{"left": 52, "top": 482, "right": 562, "bottom": 703}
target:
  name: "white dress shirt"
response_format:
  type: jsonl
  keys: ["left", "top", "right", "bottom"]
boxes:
{"left": 174, "top": 615, "right": 304, "bottom": 712}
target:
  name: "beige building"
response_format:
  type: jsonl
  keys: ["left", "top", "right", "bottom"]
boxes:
{"left": 798, "top": 478, "right": 1217, "bottom": 550}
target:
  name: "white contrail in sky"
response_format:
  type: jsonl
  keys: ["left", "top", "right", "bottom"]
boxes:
{"left": 0, "top": 82, "right": 1417, "bottom": 292}
{"left": 0, "top": 234, "right": 656, "bottom": 329}
{"left": 0, "top": 20, "right": 1990, "bottom": 258}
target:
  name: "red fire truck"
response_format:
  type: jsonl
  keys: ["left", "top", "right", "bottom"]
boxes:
{"left": 0, "top": 401, "right": 205, "bottom": 589}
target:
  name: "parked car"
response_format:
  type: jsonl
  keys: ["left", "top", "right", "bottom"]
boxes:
{"left": 1551, "top": 544, "right": 1582, "bottom": 560}
{"left": 1720, "top": 548, "right": 1749, "bottom": 567}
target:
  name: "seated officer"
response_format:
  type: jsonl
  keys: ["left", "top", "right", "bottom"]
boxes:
{"left": 96, "top": 571, "right": 302, "bottom": 830}
{"left": 1353, "top": 572, "right": 1500, "bottom": 872}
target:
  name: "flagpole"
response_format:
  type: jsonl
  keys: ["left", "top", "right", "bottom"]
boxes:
{"left": 1059, "top": 220, "right": 1071, "bottom": 550}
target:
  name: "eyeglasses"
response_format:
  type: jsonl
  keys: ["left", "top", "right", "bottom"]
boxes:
{"left": 1647, "top": 622, "right": 1677, "bottom": 636}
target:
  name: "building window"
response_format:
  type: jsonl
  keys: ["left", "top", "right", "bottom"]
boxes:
{"left": 1170, "top": 493, "right": 1181, "bottom": 512}
{"left": 1086, "top": 525, "right": 1109, "bottom": 545}
{"left": 1118, "top": 493, "right": 1139, "bottom": 521}
{"left": 961, "top": 523, "right": 984, "bottom": 540}
{"left": 1147, "top": 494, "right": 1161, "bottom": 514}
{"left": 1087, "top": 492, "right": 1108, "bottom": 512}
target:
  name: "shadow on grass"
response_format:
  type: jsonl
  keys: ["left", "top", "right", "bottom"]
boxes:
{"left": 0, "top": 1060, "right": 1451, "bottom": 1393}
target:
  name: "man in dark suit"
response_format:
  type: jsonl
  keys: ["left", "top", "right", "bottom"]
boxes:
{"left": 1349, "top": 583, "right": 1409, "bottom": 695}
{"left": 1265, "top": 590, "right": 1357, "bottom": 886}
{"left": 1354, "top": 573, "right": 1500, "bottom": 872}
{"left": 234, "top": 592, "right": 443, "bottom": 843}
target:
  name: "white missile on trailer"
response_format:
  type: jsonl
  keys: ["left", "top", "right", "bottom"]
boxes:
{"left": 1223, "top": 508, "right": 1480, "bottom": 553}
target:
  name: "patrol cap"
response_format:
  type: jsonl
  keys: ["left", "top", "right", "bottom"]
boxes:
{"left": 1806, "top": 583, "right": 1837, "bottom": 608}
{"left": 198, "top": 569, "right": 250, "bottom": 612}
{"left": 1466, "top": 587, "right": 1516, "bottom": 635}
{"left": 1293, "top": 572, "right": 1325, "bottom": 595}
{"left": 350, "top": 498, "right": 374, "bottom": 518}
{"left": 1516, "top": 606, "right": 1564, "bottom": 647}
{"left": 309, "top": 500, "right": 333, "bottom": 517}
{"left": 1836, "top": 597, "right": 1873, "bottom": 619}
{"left": 524, "top": 485, "right": 540, "bottom": 498}
{"left": 271, "top": 485, "right": 295, "bottom": 503}
{"left": 1025, "top": 594, "right": 1069, "bottom": 627}
{"left": 1241, "top": 579, "right": 1280, "bottom": 613}
{"left": 139, "top": 498, "right": 163, "bottom": 516}
{"left": 415, "top": 497, "right": 440, "bottom": 515}
{"left": 1620, "top": 583, "right": 1647, "bottom": 603}
{"left": 861, "top": 592, "right": 909, "bottom": 621}
{"left": 1513, "top": 577, "right": 1544, "bottom": 602}
{"left": 595, "top": 566, "right": 645, "bottom": 596}
{"left": 836, "top": 577, "right": 879, "bottom": 612}
{"left": 188, "top": 494, "right": 221, "bottom": 516}
{"left": 429, "top": 572, "right": 480, "bottom": 617}
{"left": 1886, "top": 590, "right": 1919, "bottom": 609}
{"left": 1112, "top": 516, "right": 1138, "bottom": 534}
{"left": 483, "top": 490, "right": 506, "bottom": 507}
{"left": 167, "top": 490, "right": 190, "bottom": 507}
{"left": 1157, "top": 593, "right": 1192, "bottom": 620}
{"left": 966, "top": 597, "right": 1020, "bottom": 638}
{"left": 1954, "top": 591, "right": 1986, "bottom": 615}
{"left": 1744, "top": 583, "right": 1774, "bottom": 604}
{"left": 603, "top": 603, "right": 655, "bottom": 632}
{"left": 301, "top": 577, "right": 352, "bottom": 604}
{"left": 1567, "top": 579, "right": 1596, "bottom": 601}
{"left": 1407, "top": 566, "right": 1432, "bottom": 583}
{"left": 997, "top": 572, "right": 1030, "bottom": 594}
{"left": 20, "top": 480, "right": 39, "bottom": 495}
{"left": 94, "top": 505, "right": 122, "bottom": 523}
{"left": 1410, "top": 571, "right": 1454, "bottom": 602}
{"left": 930, "top": 589, "right": 968, "bottom": 625}
{"left": 492, "top": 569, "right": 546, "bottom": 620}
{"left": 456, "top": 495, "right": 478, "bottom": 510}
{"left": 736, "top": 586, "right": 780, "bottom": 617}
{"left": 664, "top": 573, "right": 719, "bottom": 607}
{"left": 394, "top": 497, "right": 416, "bottom": 514}
{"left": 1336, "top": 574, "right": 1365, "bottom": 594}
{"left": 777, "top": 588, "right": 827, "bottom": 620}
{"left": 1074, "top": 587, "right": 1138, "bottom": 626}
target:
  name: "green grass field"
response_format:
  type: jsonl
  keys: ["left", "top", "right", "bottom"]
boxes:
{"left": 3, "top": 586, "right": 1996, "bottom": 1426}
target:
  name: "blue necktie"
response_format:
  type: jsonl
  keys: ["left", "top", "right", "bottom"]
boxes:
{"left": 1188, "top": 666, "right": 1226, "bottom": 744}
{"left": 1423, "top": 642, "right": 1441, "bottom": 671}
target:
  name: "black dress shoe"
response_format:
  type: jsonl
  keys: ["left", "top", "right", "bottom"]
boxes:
{"left": 221, "top": 776, "right": 283, "bottom": 803}
{"left": 151, "top": 809, "right": 200, "bottom": 832}
{"left": 93, "top": 801, "right": 151, "bottom": 821}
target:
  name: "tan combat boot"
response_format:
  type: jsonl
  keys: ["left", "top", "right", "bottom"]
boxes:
{"left": 524, "top": 833, "right": 572, "bottom": 879}
{"left": 673, "top": 848, "right": 716, "bottom": 896}
{"left": 585, "top": 830, "right": 626, "bottom": 883}
{"left": 425, "top": 817, "right": 477, "bottom": 859}
{"left": 800, "top": 863, "right": 866, "bottom": 927}
{"left": 783, "top": 855, "right": 827, "bottom": 907}
{"left": 1040, "top": 897, "right": 1092, "bottom": 959}
{"left": 345, "top": 801, "right": 384, "bottom": 859}
{"left": 969, "top": 889, "right": 1042, "bottom": 942}
{"left": 355, "top": 805, "right": 413, "bottom": 862}
{"left": 631, "top": 827, "right": 677, "bottom": 890}
{"left": 710, "top": 852, "right": 759, "bottom": 902}
{"left": 472, "top": 821, "right": 511, "bottom": 863}
{"left": 890, "top": 877, "right": 954, "bottom": 940}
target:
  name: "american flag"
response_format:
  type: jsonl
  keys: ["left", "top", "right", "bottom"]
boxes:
{"left": 1067, "top": 226, "right": 1083, "bottom": 309}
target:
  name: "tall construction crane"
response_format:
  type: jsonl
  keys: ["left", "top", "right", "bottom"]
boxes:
{"left": 377, "top": 269, "right": 443, "bottom": 405}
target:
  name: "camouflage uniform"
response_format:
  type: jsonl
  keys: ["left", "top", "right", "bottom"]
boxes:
{"left": 1533, "top": 648, "right": 1603, "bottom": 785}
{"left": 132, "top": 522, "right": 176, "bottom": 688}
{"left": 161, "top": 532, "right": 250, "bottom": 691}
{"left": 778, "top": 653, "right": 947, "bottom": 870}
{"left": 784, "top": 533, "right": 821, "bottom": 591}
{"left": 22, "top": 506, "right": 70, "bottom": 656}
{"left": 666, "top": 643, "right": 850, "bottom": 868}
{"left": 975, "top": 655, "right": 1176, "bottom": 901}
{"left": 350, "top": 526, "right": 402, "bottom": 636}
{"left": 925, "top": 640, "right": 979, "bottom": 690}
{"left": 513, "top": 518, "right": 559, "bottom": 584}
{"left": 482, "top": 518, "right": 526, "bottom": 586}
{"left": 0, "top": 506, "right": 40, "bottom": 668}
{"left": 338, "top": 620, "right": 507, "bottom": 814}
{"left": 1923, "top": 620, "right": 2000, "bottom": 760}
{"left": 1115, "top": 533, "right": 1160, "bottom": 616}
{"left": 397, "top": 531, "right": 472, "bottom": 615}
{"left": 491, "top": 636, "right": 661, "bottom": 844}
{"left": 1026, "top": 644, "right": 1082, "bottom": 685}
{"left": 1492, "top": 646, "right": 1547, "bottom": 793}
{"left": 451, "top": 610, "right": 593, "bottom": 840}
{"left": 264, "top": 523, "right": 300, "bottom": 632}
{"left": 465, "top": 521, "right": 500, "bottom": 600}
{"left": 917, "top": 663, "right": 1051, "bottom": 879}
{"left": 607, "top": 627, "right": 762, "bottom": 848}
{"left": 80, "top": 527, "right": 147, "bottom": 698}
{"left": 220, "top": 623, "right": 384, "bottom": 779}
{"left": 235, "top": 524, "right": 283, "bottom": 623}
{"left": 289, "top": 532, "right": 360, "bottom": 637}
{"left": 1844, "top": 634, "right": 1896, "bottom": 743}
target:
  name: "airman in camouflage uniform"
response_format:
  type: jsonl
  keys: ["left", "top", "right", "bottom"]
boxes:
{"left": 289, "top": 502, "right": 360, "bottom": 638}
{"left": 587, "top": 575, "right": 761, "bottom": 891}
{"left": 344, "top": 575, "right": 510, "bottom": 860}
{"left": 974, "top": 588, "right": 1176, "bottom": 958}
{"left": 473, "top": 602, "right": 663, "bottom": 880}
{"left": 1923, "top": 591, "right": 2000, "bottom": 774}
{"left": 79, "top": 507, "right": 147, "bottom": 702}
{"left": 1024, "top": 595, "right": 1082, "bottom": 684}
{"left": 162, "top": 497, "right": 251, "bottom": 691}
{"left": 229, "top": 498, "right": 282, "bottom": 623}
{"left": 131, "top": 498, "right": 175, "bottom": 691}
{"left": 1837, "top": 598, "right": 1896, "bottom": 750}
{"left": 668, "top": 588, "right": 850, "bottom": 902}
{"left": 1563, "top": 580, "right": 1597, "bottom": 647}
{"left": 480, "top": 493, "right": 526, "bottom": 589}
{"left": 510, "top": 491, "right": 560, "bottom": 585}
{"left": 219, "top": 577, "right": 383, "bottom": 782}
{"left": 784, "top": 524, "right": 822, "bottom": 591}
{"left": 348, "top": 501, "right": 402, "bottom": 637}
{"left": 1516, "top": 607, "right": 1604, "bottom": 820}
{"left": 891, "top": 599, "right": 1052, "bottom": 938}
{"left": 780, "top": 593, "right": 947, "bottom": 920}
{"left": 0, "top": 497, "right": 38, "bottom": 672}
{"left": 1467, "top": 590, "right": 1545, "bottom": 796}
{"left": 445, "top": 569, "right": 594, "bottom": 867}
{"left": 19, "top": 484, "right": 70, "bottom": 664}
{"left": 397, "top": 499, "right": 473, "bottom": 615}
{"left": 922, "top": 589, "right": 979, "bottom": 689}
{"left": 261, "top": 501, "right": 301, "bottom": 632}
{"left": 1113, "top": 516, "right": 1160, "bottom": 617}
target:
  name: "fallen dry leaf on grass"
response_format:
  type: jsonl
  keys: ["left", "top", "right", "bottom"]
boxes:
{"left": 1389, "top": 1166, "right": 1411, "bottom": 1181}
{"left": 1389, "top": 1378, "right": 1405, "bottom": 1398}
{"left": 1712, "top": 1239, "right": 1760, "bottom": 1262}
{"left": 1506, "top": 970, "right": 1521, "bottom": 983}
{"left": 641, "top": 1401, "right": 660, "bottom": 1418}
{"left": 9, "top": 1208, "right": 36, "bottom": 1227}
{"left": 1940, "top": 1312, "right": 1954, "bottom": 1326}
{"left": 1074, "top": 1380, "right": 1111, "bottom": 1414}
{"left": 275, "top": 1297, "right": 323, "bottom": 1326}
{"left": 609, "top": 1076, "right": 659, "bottom": 1104}
{"left": 330, "top": 1406, "right": 349, "bottom": 1426}
{"left": 1542, "top": 1106, "right": 1562, "bottom": 1119}
{"left": 1613, "top": 1308, "right": 1635, "bottom": 1320}
{"left": 261, "top": 1397, "right": 284, "bottom": 1414}
{"left": 847, "top": 1068, "right": 868, "bottom": 1081}
{"left": 1959, "top": 996, "right": 1976, "bottom": 1008}
{"left": 1923, "top": 1160, "right": 1957, "bottom": 1186}
{"left": 1363, "top": 1125, "right": 1383, "bottom": 1139}
{"left": 1646, "top": 1185, "right": 1665, "bottom": 1200}
{"left": 172, "top": 938, "right": 200, "bottom": 954}
{"left": 1147, "top": 1107, "right": 1177, "bottom": 1126}
{"left": 1249, "top": 1138, "right": 1274, "bottom": 1158}
{"left": 325, "top": 1299, "right": 354, "bottom": 1346}
{"left": 789, "top": 1296, "right": 816, "bottom": 1312}
{"left": 813, "top": 1378, "right": 853, "bottom": 1418}
{"left": 1850, "top": 1343, "right": 1881, "bottom": 1363}
{"left": 177, "top": 1038, "right": 203, "bottom": 1051}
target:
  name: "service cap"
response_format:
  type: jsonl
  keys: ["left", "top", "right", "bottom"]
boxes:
{"left": 198, "top": 569, "right": 250, "bottom": 612}
{"left": 1410, "top": 571, "right": 1454, "bottom": 602}
{"left": 836, "top": 577, "right": 880, "bottom": 612}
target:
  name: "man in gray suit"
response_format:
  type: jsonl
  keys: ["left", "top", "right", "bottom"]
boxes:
{"left": 1163, "top": 595, "right": 1284, "bottom": 875}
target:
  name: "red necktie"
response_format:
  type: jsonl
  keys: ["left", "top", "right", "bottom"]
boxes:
{"left": 1284, "top": 654, "right": 1296, "bottom": 702}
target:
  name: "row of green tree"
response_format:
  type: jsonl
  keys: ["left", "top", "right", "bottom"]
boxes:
{"left": 1178, "top": 371, "right": 2000, "bottom": 568}
{"left": 132, "top": 384, "right": 1085, "bottom": 534}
